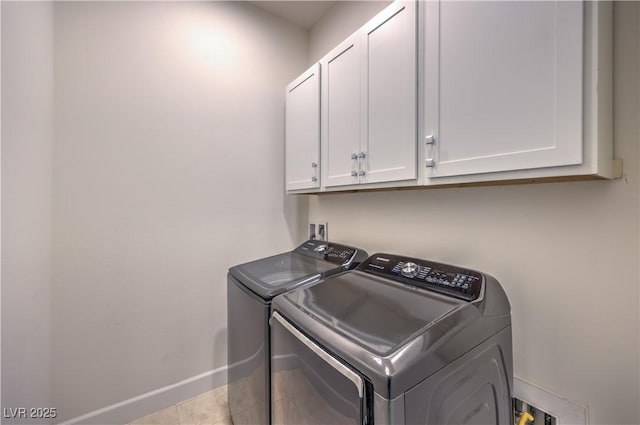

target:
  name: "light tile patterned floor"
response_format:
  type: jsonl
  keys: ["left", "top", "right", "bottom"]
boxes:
{"left": 128, "top": 385, "right": 232, "bottom": 425}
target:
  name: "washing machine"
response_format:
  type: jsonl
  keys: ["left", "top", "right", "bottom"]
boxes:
{"left": 270, "top": 253, "right": 513, "bottom": 425}
{"left": 227, "top": 240, "right": 368, "bottom": 425}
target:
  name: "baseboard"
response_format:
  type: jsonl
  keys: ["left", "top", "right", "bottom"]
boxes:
{"left": 57, "top": 365, "right": 228, "bottom": 425}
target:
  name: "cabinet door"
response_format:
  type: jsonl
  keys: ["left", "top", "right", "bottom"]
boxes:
{"left": 285, "top": 63, "right": 320, "bottom": 191}
{"left": 424, "top": 1, "right": 584, "bottom": 178}
{"left": 321, "top": 34, "right": 362, "bottom": 188}
{"left": 362, "top": 0, "right": 417, "bottom": 184}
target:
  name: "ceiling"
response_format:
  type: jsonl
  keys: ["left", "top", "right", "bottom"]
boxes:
{"left": 249, "top": 1, "right": 337, "bottom": 29}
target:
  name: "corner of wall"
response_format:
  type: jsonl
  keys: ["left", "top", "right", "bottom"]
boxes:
{"left": 1, "top": 0, "right": 55, "bottom": 419}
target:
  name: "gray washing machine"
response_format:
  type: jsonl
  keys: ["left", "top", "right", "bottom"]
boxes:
{"left": 270, "top": 253, "right": 513, "bottom": 425}
{"left": 227, "top": 240, "right": 368, "bottom": 425}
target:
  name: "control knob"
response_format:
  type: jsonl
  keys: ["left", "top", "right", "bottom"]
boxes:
{"left": 401, "top": 262, "right": 419, "bottom": 278}
{"left": 314, "top": 244, "right": 329, "bottom": 253}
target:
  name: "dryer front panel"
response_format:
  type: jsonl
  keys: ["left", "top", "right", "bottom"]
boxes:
{"left": 271, "top": 312, "right": 370, "bottom": 425}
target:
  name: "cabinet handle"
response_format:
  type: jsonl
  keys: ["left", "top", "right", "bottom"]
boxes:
{"left": 351, "top": 171, "right": 358, "bottom": 177}
{"left": 311, "top": 176, "right": 318, "bottom": 182}
{"left": 351, "top": 153, "right": 358, "bottom": 160}
{"left": 311, "top": 162, "right": 318, "bottom": 168}
{"left": 358, "top": 170, "right": 366, "bottom": 177}
{"left": 425, "top": 135, "right": 436, "bottom": 169}
{"left": 358, "top": 152, "right": 366, "bottom": 159}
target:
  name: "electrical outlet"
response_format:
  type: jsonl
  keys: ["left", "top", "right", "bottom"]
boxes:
{"left": 317, "top": 222, "right": 327, "bottom": 241}
{"left": 309, "top": 222, "right": 328, "bottom": 241}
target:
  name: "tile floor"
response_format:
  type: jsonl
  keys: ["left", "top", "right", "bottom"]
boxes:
{"left": 128, "top": 385, "right": 232, "bottom": 425}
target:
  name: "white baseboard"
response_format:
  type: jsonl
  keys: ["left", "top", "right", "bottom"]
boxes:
{"left": 57, "top": 365, "right": 228, "bottom": 425}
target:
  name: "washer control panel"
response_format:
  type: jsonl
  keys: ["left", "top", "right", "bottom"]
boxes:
{"left": 296, "top": 240, "right": 357, "bottom": 266}
{"left": 359, "top": 253, "right": 483, "bottom": 301}
{"left": 401, "top": 262, "right": 419, "bottom": 278}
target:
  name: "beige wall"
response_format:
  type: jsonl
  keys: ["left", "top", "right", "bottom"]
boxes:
{"left": 51, "top": 2, "right": 307, "bottom": 421}
{"left": 308, "top": 2, "right": 640, "bottom": 424}
{"left": 1, "top": 2, "right": 53, "bottom": 421}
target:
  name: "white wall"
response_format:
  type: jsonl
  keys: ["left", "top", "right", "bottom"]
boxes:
{"left": 51, "top": 2, "right": 307, "bottom": 422}
{"left": 1, "top": 2, "right": 53, "bottom": 422}
{"left": 308, "top": 2, "right": 640, "bottom": 424}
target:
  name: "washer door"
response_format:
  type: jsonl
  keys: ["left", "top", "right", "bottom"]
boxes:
{"left": 230, "top": 252, "right": 338, "bottom": 299}
{"left": 271, "top": 312, "right": 369, "bottom": 425}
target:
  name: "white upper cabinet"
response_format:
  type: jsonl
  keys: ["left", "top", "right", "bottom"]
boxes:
{"left": 285, "top": 63, "right": 320, "bottom": 192}
{"left": 321, "top": 33, "right": 362, "bottom": 188}
{"left": 284, "top": 1, "right": 614, "bottom": 194}
{"left": 423, "top": 1, "right": 614, "bottom": 182}
{"left": 361, "top": 0, "right": 417, "bottom": 184}
{"left": 322, "top": 0, "right": 417, "bottom": 189}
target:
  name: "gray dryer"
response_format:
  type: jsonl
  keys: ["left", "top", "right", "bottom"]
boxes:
{"left": 270, "top": 253, "right": 513, "bottom": 425}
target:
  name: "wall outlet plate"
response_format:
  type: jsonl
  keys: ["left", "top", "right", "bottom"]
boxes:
{"left": 309, "top": 222, "right": 328, "bottom": 241}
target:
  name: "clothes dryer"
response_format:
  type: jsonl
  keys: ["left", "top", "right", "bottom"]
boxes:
{"left": 271, "top": 253, "right": 512, "bottom": 425}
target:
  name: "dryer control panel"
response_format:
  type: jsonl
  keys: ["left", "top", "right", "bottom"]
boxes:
{"left": 359, "top": 254, "right": 483, "bottom": 301}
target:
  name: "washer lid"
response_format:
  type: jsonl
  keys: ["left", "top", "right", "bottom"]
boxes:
{"left": 229, "top": 240, "right": 366, "bottom": 300}
{"left": 230, "top": 252, "right": 336, "bottom": 299}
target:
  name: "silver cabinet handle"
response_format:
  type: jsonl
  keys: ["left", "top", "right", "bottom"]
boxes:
{"left": 311, "top": 162, "right": 318, "bottom": 168}
{"left": 358, "top": 152, "right": 366, "bottom": 159}
{"left": 351, "top": 153, "right": 358, "bottom": 160}
{"left": 351, "top": 171, "right": 358, "bottom": 177}
{"left": 425, "top": 134, "right": 436, "bottom": 169}
{"left": 358, "top": 170, "right": 366, "bottom": 176}
{"left": 311, "top": 176, "right": 318, "bottom": 182}
{"left": 271, "top": 312, "right": 364, "bottom": 398}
